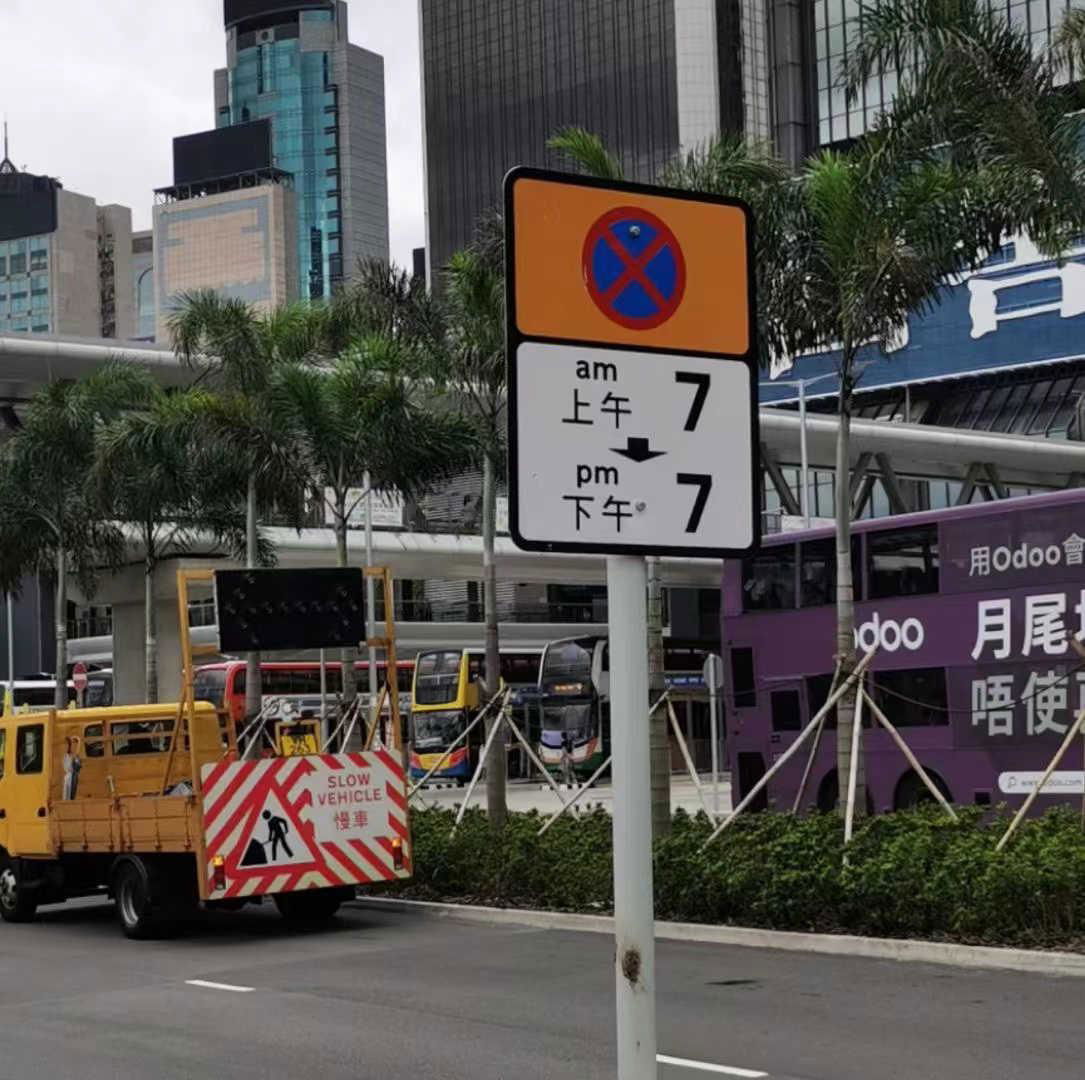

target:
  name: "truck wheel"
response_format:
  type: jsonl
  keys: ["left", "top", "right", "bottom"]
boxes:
{"left": 114, "top": 859, "right": 179, "bottom": 940}
{"left": 274, "top": 888, "right": 345, "bottom": 924}
{"left": 0, "top": 859, "right": 37, "bottom": 924}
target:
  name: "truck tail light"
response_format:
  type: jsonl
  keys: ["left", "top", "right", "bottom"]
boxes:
{"left": 391, "top": 838, "right": 404, "bottom": 870}
{"left": 212, "top": 855, "right": 226, "bottom": 892}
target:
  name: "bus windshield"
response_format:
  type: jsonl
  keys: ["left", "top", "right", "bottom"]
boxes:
{"left": 540, "top": 640, "right": 594, "bottom": 688}
{"left": 415, "top": 651, "right": 463, "bottom": 705}
{"left": 413, "top": 708, "right": 464, "bottom": 748}
{"left": 542, "top": 700, "right": 592, "bottom": 733}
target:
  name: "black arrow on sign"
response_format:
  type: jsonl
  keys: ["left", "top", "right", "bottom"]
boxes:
{"left": 612, "top": 437, "right": 667, "bottom": 463}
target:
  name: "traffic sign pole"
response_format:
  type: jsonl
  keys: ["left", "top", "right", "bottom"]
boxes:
{"left": 703, "top": 654, "right": 724, "bottom": 817}
{"left": 710, "top": 678, "right": 720, "bottom": 816}
{"left": 607, "top": 554, "right": 657, "bottom": 1080}
{"left": 504, "top": 168, "right": 758, "bottom": 1080}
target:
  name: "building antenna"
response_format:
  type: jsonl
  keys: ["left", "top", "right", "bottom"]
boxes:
{"left": 0, "top": 117, "right": 12, "bottom": 173}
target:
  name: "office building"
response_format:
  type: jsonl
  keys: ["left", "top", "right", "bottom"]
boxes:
{"left": 154, "top": 120, "right": 298, "bottom": 339}
{"left": 419, "top": 0, "right": 805, "bottom": 279}
{"left": 214, "top": 0, "right": 389, "bottom": 299}
{"left": 0, "top": 143, "right": 135, "bottom": 340}
{"left": 811, "top": 0, "right": 1080, "bottom": 147}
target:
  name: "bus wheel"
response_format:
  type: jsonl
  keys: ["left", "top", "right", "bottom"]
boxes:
{"left": 274, "top": 887, "right": 349, "bottom": 924}
{"left": 894, "top": 769, "right": 952, "bottom": 811}
{"left": 113, "top": 857, "right": 178, "bottom": 940}
{"left": 816, "top": 771, "right": 876, "bottom": 814}
{"left": 816, "top": 771, "right": 839, "bottom": 813}
{"left": 0, "top": 858, "right": 38, "bottom": 923}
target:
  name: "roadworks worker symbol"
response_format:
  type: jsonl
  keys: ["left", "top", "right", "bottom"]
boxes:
{"left": 583, "top": 207, "right": 686, "bottom": 330}
{"left": 235, "top": 787, "right": 321, "bottom": 872}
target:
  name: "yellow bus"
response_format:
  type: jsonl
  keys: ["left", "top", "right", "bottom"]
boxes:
{"left": 409, "top": 648, "right": 541, "bottom": 783}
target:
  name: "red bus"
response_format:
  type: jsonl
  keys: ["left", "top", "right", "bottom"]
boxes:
{"left": 193, "top": 660, "right": 415, "bottom": 728}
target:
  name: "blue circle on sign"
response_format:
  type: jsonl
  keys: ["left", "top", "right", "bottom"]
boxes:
{"left": 583, "top": 207, "right": 687, "bottom": 330}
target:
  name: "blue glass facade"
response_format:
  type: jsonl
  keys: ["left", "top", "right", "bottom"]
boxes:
{"left": 0, "top": 235, "right": 51, "bottom": 334}
{"left": 220, "top": 9, "right": 341, "bottom": 299}
{"left": 762, "top": 234, "right": 1085, "bottom": 406}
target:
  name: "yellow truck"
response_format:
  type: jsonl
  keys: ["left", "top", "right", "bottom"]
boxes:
{"left": 0, "top": 701, "right": 412, "bottom": 937}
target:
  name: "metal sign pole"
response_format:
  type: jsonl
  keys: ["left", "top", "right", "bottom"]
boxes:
{"left": 504, "top": 169, "right": 758, "bottom": 1080}
{"left": 365, "top": 473, "right": 378, "bottom": 727}
{"left": 709, "top": 676, "right": 720, "bottom": 817}
{"left": 702, "top": 653, "right": 724, "bottom": 818}
{"left": 607, "top": 554, "right": 656, "bottom": 1080}
{"left": 319, "top": 648, "right": 328, "bottom": 744}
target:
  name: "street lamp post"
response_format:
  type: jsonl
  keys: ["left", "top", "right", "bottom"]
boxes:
{"left": 760, "top": 371, "right": 841, "bottom": 529}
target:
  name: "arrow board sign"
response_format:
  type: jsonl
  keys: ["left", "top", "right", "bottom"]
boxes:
{"left": 505, "top": 167, "right": 760, "bottom": 558}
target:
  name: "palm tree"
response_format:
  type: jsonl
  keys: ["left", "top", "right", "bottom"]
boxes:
{"left": 169, "top": 293, "right": 317, "bottom": 720}
{"left": 442, "top": 224, "right": 510, "bottom": 828}
{"left": 0, "top": 363, "right": 156, "bottom": 708}
{"left": 842, "top": 0, "right": 1085, "bottom": 252}
{"left": 269, "top": 336, "right": 477, "bottom": 708}
{"left": 325, "top": 257, "right": 444, "bottom": 353}
{"left": 94, "top": 387, "right": 254, "bottom": 703}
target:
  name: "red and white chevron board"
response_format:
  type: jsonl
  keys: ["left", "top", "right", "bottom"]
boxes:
{"left": 199, "top": 749, "right": 411, "bottom": 900}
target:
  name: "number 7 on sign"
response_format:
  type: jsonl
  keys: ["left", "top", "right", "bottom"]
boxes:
{"left": 677, "top": 473, "right": 712, "bottom": 533}
{"left": 675, "top": 371, "right": 710, "bottom": 431}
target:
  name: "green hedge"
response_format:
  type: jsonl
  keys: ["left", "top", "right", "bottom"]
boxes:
{"left": 374, "top": 804, "right": 1085, "bottom": 949}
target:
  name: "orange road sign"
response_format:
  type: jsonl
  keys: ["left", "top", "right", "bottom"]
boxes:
{"left": 508, "top": 171, "right": 752, "bottom": 357}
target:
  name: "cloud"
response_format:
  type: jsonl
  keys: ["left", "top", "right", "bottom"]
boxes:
{"left": 0, "top": 0, "right": 423, "bottom": 268}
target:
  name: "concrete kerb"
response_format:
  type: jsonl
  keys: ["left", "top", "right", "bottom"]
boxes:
{"left": 354, "top": 896, "right": 1085, "bottom": 978}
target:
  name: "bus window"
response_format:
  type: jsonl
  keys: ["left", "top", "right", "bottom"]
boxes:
{"left": 84, "top": 674, "right": 113, "bottom": 708}
{"left": 730, "top": 648, "right": 756, "bottom": 708}
{"left": 770, "top": 690, "right": 802, "bottom": 732}
{"left": 0, "top": 728, "right": 6, "bottom": 778}
{"left": 800, "top": 536, "right": 864, "bottom": 607}
{"left": 806, "top": 674, "right": 838, "bottom": 729}
{"left": 194, "top": 668, "right": 227, "bottom": 709}
{"left": 870, "top": 668, "right": 948, "bottom": 727}
{"left": 415, "top": 651, "right": 463, "bottom": 705}
{"left": 868, "top": 525, "right": 939, "bottom": 599}
{"left": 743, "top": 546, "right": 796, "bottom": 611}
{"left": 541, "top": 641, "right": 593, "bottom": 686}
{"left": 500, "top": 654, "right": 540, "bottom": 685}
{"left": 16, "top": 724, "right": 44, "bottom": 774}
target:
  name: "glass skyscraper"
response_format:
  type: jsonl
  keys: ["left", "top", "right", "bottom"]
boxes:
{"left": 813, "top": 0, "right": 1085, "bottom": 146}
{"left": 216, "top": 0, "right": 388, "bottom": 300}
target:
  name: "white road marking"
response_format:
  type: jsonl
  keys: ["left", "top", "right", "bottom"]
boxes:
{"left": 184, "top": 979, "right": 255, "bottom": 994}
{"left": 657, "top": 1054, "right": 769, "bottom": 1078}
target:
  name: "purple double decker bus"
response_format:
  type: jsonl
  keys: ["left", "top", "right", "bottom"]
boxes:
{"left": 723, "top": 488, "right": 1085, "bottom": 813}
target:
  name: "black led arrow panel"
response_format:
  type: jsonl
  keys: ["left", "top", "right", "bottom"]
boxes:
{"left": 215, "top": 568, "right": 367, "bottom": 652}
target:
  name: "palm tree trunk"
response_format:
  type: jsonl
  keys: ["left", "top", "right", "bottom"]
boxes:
{"left": 482, "top": 451, "right": 506, "bottom": 829}
{"left": 53, "top": 548, "right": 68, "bottom": 710}
{"left": 244, "top": 474, "right": 262, "bottom": 722}
{"left": 145, "top": 552, "right": 158, "bottom": 705}
{"left": 336, "top": 515, "right": 358, "bottom": 723}
{"left": 834, "top": 368, "right": 865, "bottom": 815}
{"left": 646, "top": 558, "right": 671, "bottom": 838}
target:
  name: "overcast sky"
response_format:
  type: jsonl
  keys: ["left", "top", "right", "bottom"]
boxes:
{"left": 0, "top": 0, "right": 424, "bottom": 267}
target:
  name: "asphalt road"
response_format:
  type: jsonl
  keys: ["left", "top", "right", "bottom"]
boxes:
{"left": 0, "top": 899, "right": 1081, "bottom": 1080}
